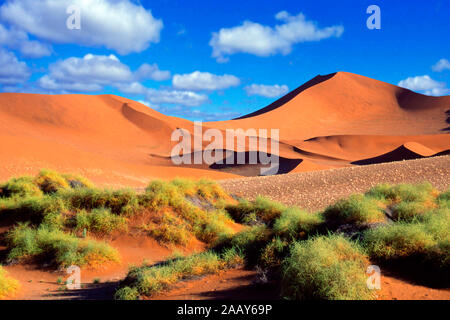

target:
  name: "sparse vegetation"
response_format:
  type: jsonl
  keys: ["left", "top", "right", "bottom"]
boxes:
{"left": 0, "top": 171, "right": 448, "bottom": 300}
{"left": 115, "top": 250, "right": 243, "bottom": 300}
{"left": 6, "top": 224, "right": 120, "bottom": 269}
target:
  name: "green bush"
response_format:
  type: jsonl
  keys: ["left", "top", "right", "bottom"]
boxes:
{"left": 74, "top": 208, "right": 128, "bottom": 235}
{"left": 323, "top": 194, "right": 385, "bottom": 227}
{"left": 273, "top": 208, "right": 323, "bottom": 239}
{"left": 366, "top": 182, "right": 436, "bottom": 204}
{"left": 363, "top": 215, "right": 449, "bottom": 286}
{"left": 0, "top": 195, "right": 67, "bottom": 226}
{"left": 0, "top": 176, "right": 43, "bottom": 198}
{"left": 6, "top": 224, "right": 120, "bottom": 268}
{"left": 226, "top": 196, "right": 286, "bottom": 225}
{"left": 59, "top": 187, "right": 139, "bottom": 215}
{"left": 116, "top": 251, "right": 226, "bottom": 299}
{"left": 34, "top": 170, "right": 70, "bottom": 194}
{"left": 281, "top": 235, "right": 374, "bottom": 300}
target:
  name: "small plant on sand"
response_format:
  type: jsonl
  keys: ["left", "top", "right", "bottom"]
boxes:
{"left": 281, "top": 235, "right": 374, "bottom": 300}
{"left": 0, "top": 266, "right": 20, "bottom": 300}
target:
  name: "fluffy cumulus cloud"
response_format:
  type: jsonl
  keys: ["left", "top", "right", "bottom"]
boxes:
{"left": 37, "top": 53, "right": 169, "bottom": 92}
{"left": 398, "top": 75, "right": 449, "bottom": 96}
{"left": 135, "top": 63, "right": 171, "bottom": 81}
{"left": 0, "top": 48, "right": 30, "bottom": 84}
{"left": 36, "top": 53, "right": 206, "bottom": 106}
{"left": 0, "top": 24, "right": 51, "bottom": 58}
{"left": 244, "top": 83, "right": 289, "bottom": 98}
{"left": 432, "top": 58, "right": 450, "bottom": 72}
{"left": 172, "top": 71, "right": 240, "bottom": 91}
{"left": 0, "top": 0, "right": 163, "bottom": 55}
{"left": 210, "top": 11, "right": 343, "bottom": 62}
{"left": 145, "top": 88, "right": 209, "bottom": 107}
{"left": 139, "top": 102, "right": 241, "bottom": 121}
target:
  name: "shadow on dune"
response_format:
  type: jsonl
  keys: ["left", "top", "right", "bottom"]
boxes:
{"left": 210, "top": 151, "right": 302, "bottom": 176}
{"left": 352, "top": 145, "right": 447, "bottom": 165}
{"left": 443, "top": 109, "right": 450, "bottom": 132}
{"left": 234, "top": 73, "right": 337, "bottom": 120}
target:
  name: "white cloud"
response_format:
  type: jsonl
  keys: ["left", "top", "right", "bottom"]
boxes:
{"left": 37, "top": 53, "right": 169, "bottom": 93}
{"left": 172, "top": 71, "right": 240, "bottom": 91}
{"left": 0, "top": 48, "right": 30, "bottom": 84}
{"left": 244, "top": 83, "right": 289, "bottom": 98}
{"left": 432, "top": 58, "right": 450, "bottom": 72}
{"left": 398, "top": 75, "right": 449, "bottom": 96}
{"left": 0, "top": 24, "right": 51, "bottom": 58}
{"left": 135, "top": 63, "right": 171, "bottom": 81}
{"left": 0, "top": 0, "right": 163, "bottom": 55}
{"left": 210, "top": 11, "right": 343, "bottom": 62}
{"left": 146, "top": 88, "right": 209, "bottom": 107}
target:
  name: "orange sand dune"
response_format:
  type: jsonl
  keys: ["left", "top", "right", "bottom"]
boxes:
{"left": 0, "top": 72, "right": 449, "bottom": 185}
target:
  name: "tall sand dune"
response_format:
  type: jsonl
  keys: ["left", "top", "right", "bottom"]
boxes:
{"left": 0, "top": 72, "right": 449, "bottom": 185}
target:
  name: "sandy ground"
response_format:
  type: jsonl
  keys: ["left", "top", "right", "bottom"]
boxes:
{"left": 220, "top": 156, "right": 450, "bottom": 211}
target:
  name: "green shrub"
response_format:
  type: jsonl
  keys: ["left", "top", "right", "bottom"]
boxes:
{"left": 0, "top": 176, "right": 43, "bottom": 198}
{"left": 226, "top": 196, "right": 286, "bottom": 225}
{"left": 281, "top": 235, "right": 374, "bottom": 300}
{"left": 323, "top": 194, "right": 385, "bottom": 227}
{"left": 363, "top": 217, "right": 449, "bottom": 286}
{"left": 260, "top": 237, "right": 289, "bottom": 268}
{"left": 6, "top": 224, "right": 120, "bottom": 268}
{"left": 0, "top": 266, "right": 20, "bottom": 300}
{"left": 0, "top": 195, "right": 67, "bottom": 226}
{"left": 74, "top": 208, "right": 127, "bottom": 235}
{"left": 117, "top": 251, "right": 225, "bottom": 299}
{"left": 60, "top": 187, "right": 139, "bottom": 215}
{"left": 34, "top": 170, "right": 70, "bottom": 194}
{"left": 114, "top": 286, "right": 139, "bottom": 300}
{"left": 366, "top": 182, "right": 436, "bottom": 204}
{"left": 273, "top": 208, "right": 323, "bottom": 239}
{"left": 363, "top": 223, "right": 435, "bottom": 260}
{"left": 391, "top": 201, "right": 431, "bottom": 222}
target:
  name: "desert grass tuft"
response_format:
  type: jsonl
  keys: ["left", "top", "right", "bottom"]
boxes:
{"left": 6, "top": 224, "right": 120, "bottom": 269}
{"left": 322, "top": 194, "right": 385, "bottom": 227}
{"left": 281, "top": 235, "right": 374, "bottom": 300}
{"left": 0, "top": 266, "right": 20, "bottom": 300}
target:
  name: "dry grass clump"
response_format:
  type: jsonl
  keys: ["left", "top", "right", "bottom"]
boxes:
{"left": 115, "top": 249, "right": 243, "bottom": 300}
{"left": 0, "top": 266, "right": 20, "bottom": 300}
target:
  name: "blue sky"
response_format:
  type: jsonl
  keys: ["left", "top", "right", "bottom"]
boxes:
{"left": 0, "top": 0, "right": 449, "bottom": 120}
